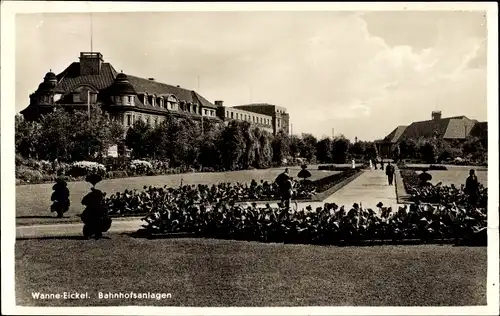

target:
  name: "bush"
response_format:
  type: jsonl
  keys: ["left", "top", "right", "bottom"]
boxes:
{"left": 429, "top": 165, "right": 448, "bottom": 171}
{"left": 16, "top": 167, "right": 44, "bottom": 183}
{"left": 69, "top": 161, "right": 107, "bottom": 177}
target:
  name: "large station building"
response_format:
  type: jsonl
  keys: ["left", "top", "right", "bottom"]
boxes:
{"left": 21, "top": 52, "right": 290, "bottom": 137}
{"left": 376, "top": 111, "right": 488, "bottom": 157}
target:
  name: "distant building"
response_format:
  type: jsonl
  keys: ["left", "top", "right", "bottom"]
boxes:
{"left": 231, "top": 103, "right": 290, "bottom": 135}
{"left": 216, "top": 101, "right": 275, "bottom": 134}
{"left": 376, "top": 111, "right": 487, "bottom": 157}
{"left": 21, "top": 52, "right": 220, "bottom": 127}
{"left": 21, "top": 52, "right": 290, "bottom": 137}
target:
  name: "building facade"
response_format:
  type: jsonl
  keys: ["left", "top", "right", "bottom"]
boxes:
{"left": 21, "top": 52, "right": 291, "bottom": 138}
{"left": 232, "top": 103, "right": 290, "bottom": 135}
{"left": 21, "top": 52, "right": 220, "bottom": 127}
{"left": 215, "top": 101, "right": 274, "bottom": 134}
{"left": 376, "top": 111, "right": 487, "bottom": 158}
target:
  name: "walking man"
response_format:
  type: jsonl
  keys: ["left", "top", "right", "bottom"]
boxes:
{"left": 385, "top": 161, "right": 395, "bottom": 185}
{"left": 464, "top": 169, "right": 480, "bottom": 205}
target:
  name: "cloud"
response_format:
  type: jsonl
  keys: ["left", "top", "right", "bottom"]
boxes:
{"left": 15, "top": 12, "right": 487, "bottom": 141}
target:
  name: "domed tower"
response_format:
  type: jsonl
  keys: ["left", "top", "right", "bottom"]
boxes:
{"left": 36, "top": 70, "right": 64, "bottom": 105}
{"left": 108, "top": 72, "right": 137, "bottom": 106}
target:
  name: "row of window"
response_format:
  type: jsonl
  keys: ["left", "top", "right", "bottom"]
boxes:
{"left": 138, "top": 94, "right": 216, "bottom": 117}
{"left": 225, "top": 111, "right": 272, "bottom": 126}
{"left": 124, "top": 113, "right": 165, "bottom": 127}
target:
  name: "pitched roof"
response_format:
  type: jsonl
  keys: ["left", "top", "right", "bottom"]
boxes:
{"left": 443, "top": 118, "right": 476, "bottom": 139}
{"left": 383, "top": 125, "right": 408, "bottom": 143}
{"left": 385, "top": 116, "right": 478, "bottom": 141}
{"left": 51, "top": 60, "right": 216, "bottom": 108}
{"left": 57, "top": 62, "right": 117, "bottom": 91}
{"left": 469, "top": 121, "right": 488, "bottom": 139}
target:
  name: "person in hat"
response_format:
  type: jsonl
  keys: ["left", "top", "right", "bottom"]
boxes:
{"left": 464, "top": 169, "right": 480, "bottom": 205}
{"left": 81, "top": 174, "right": 110, "bottom": 239}
{"left": 385, "top": 161, "right": 395, "bottom": 185}
{"left": 50, "top": 178, "right": 70, "bottom": 218}
{"left": 81, "top": 187, "right": 108, "bottom": 239}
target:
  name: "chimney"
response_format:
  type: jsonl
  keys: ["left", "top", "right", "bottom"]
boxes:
{"left": 79, "top": 52, "right": 103, "bottom": 76}
{"left": 432, "top": 111, "right": 442, "bottom": 121}
{"left": 214, "top": 100, "right": 224, "bottom": 107}
{"left": 148, "top": 78, "right": 155, "bottom": 81}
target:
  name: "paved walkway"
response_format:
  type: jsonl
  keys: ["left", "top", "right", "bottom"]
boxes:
{"left": 323, "top": 169, "right": 399, "bottom": 210}
{"left": 16, "top": 169, "right": 402, "bottom": 239}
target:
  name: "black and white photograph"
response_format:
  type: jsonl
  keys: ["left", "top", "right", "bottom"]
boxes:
{"left": 1, "top": 2, "right": 499, "bottom": 315}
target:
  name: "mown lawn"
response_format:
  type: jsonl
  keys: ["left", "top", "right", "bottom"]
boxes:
{"left": 15, "top": 235, "right": 486, "bottom": 307}
{"left": 413, "top": 168, "right": 488, "bottom": 187}
{"left": 16, "top": 166, "right": 338, "bottom": 224}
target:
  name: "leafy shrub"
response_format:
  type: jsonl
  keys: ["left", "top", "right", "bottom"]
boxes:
{"left": 69, "top": 161, "right": 106, "bottom": 178}
{"left": 15, "top": 154, "right": 26, "bottom": 166}
{"left": 137, "top": 197, "right": 486, "bottom": 245}
{"left": 16, "top": 167, "right": 43, "bottom": 183}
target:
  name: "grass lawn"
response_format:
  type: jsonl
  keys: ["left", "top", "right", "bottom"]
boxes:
{"left": 16, "top": 166, "right": 338, "bottom": 224}
{"left": 15, "top": 235, "right": 486, "bottom": 307}
{"left": 412, "top": 167, "right": 488, "bottom": 187}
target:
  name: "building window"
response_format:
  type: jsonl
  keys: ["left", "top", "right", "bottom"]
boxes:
{"left": 231, "top": 112, "right": 234, "bottom": 119}
{"left": 127, "top": 114, "right": 132, "bottom": 126}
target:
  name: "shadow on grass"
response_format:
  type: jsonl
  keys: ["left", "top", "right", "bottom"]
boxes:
{"left": 17, "top": 235, "right": 113, "bottom": 241}
{"left": 125, "top": 230, "right": 486, "bottom": 247}
{"left": 16, "top": 216, "right": 66, "bottom": 219}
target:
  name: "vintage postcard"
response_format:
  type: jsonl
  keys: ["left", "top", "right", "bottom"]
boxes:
{"left": 1, "top": 1, "right": 498, "bottom": 315}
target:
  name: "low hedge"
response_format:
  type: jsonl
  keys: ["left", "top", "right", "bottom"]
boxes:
{"left": 318, "top": 165, "right": 365, "bottom": 171}
{"left": 402, "top": 165, "right": 448, "bottom": 171}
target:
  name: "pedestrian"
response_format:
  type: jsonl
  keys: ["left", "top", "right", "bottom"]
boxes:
{"left": 281, "top": 177, "right": 294, "bottom": 210}
{"left": 380, "top": 159, "right": 385, "bottom": 170}
{"left": 351, "top": 159, "right": 356, "bottom": 169}
{"left": 385, "top": 161, "right": 395, "bottom": 185}
{"left": 464, "top": 169, "right": 480, "bottom": 205}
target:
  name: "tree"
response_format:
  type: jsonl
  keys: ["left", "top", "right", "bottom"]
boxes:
{"left": 331, "top": 135, "right": 350, "bottom": 163}
{"left": 462, "top": 136, "right": 485, "bottom": 159}
{"left": 125, "top": 119, "right": 154, "bottom": 159}
{"left": 15, "top": 115, "right": 42, "bottom": 159}
{"left": 256, "top": 129, "right": 273, "bottom": 169}
{"left": 349, "top": 141, "right": 365, "bottom": 159}
{"left": 271, "top": 131, "right": 290, "bottom": 165}
{"left": 418, "top": 140, "right": 437, "bottom": 164}
{"left": 289, "top": 135, "right": 303, "bottom": 159}
{"left": 220, "top": 121, "right": 247, "bottom": 170}
{"left": 300, "top": 133, "right": 317, "bottom": 162}
{"left": 364, "top": 142, "right": 378, "bottom": 160}
{"left": 316, "top": 137, "right": 333, "bottom": 163}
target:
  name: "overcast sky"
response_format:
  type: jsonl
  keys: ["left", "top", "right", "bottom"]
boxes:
{"left": 15, "top": 11, "right": 487, "bottom": 141}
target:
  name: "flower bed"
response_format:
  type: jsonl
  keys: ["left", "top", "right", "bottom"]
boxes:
{"left": 104, "top": 170, "right": 360, "bottom": 217}
{"left": 139, "top": 201, "right": 486, "bottom": 245}
{"left": 399, "top": 170, "right": 487, "bottom": 207}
